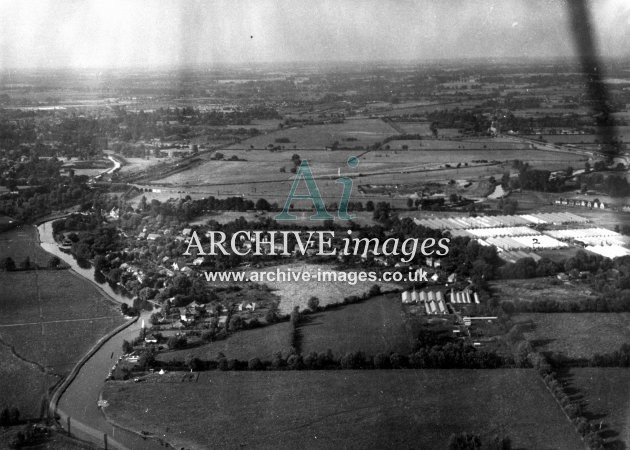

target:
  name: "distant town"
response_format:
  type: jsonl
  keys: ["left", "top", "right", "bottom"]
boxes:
{"left": 2, "top": 55, "right": 630, "bottom": 449}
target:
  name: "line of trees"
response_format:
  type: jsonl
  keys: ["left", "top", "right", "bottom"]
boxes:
{"left": 528, "top": 352, "right": 604, "bottom": 449}
{"left": 448, "top": 433, "right": 511, "bottom": 450}
{"left": 149, "top": 341, "right": 509, "bottom": 373}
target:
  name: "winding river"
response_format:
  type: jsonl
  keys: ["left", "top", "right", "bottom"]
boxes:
{"left": 37, "top": 222, "right": 165, "bottom": 449}
{"left": 38, "top": 220, "right": 133, "bottom": 307}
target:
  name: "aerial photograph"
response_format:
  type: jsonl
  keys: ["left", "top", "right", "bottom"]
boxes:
{"left": 1, "top": 0, "right": 630, "bottom": 449}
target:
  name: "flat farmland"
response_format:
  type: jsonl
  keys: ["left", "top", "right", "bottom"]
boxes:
{"left": 157, "top": 320, "right": 292, "bottom": 362}
{"left": 397, "top": 121, "right": 432, "bottom": 135}
{"left": 0, "top": 318, "right": 123, "bottom": 374}
{"left": 189, "top": 210, "right": 379, "bottom": 227}
{"left": 514, "top": 313, "right": 630, "bottom": 359}
{"left": 247, "top": 263, "right": 398, "bottom": 315}
{"left": 492, "top": 278, "right": 597, "bottom": 304}
{"left": 0, "top": 270, "right": 122, "bottom": 325}
{"left": 117, "top": 156, "right": 177, "bottom": 174}
{"left": 0, "top": 225, "right": 59, "bottom": 268}
{"left": 0, "top": 269, "right": 124, "bottom": 418}
{"left": 0, "top": 344, "right": 58, "bottom": 418}
{"left": 225, "top": 119, "right": 281, "bottom": 131}
{"left": 567, "top": 368, "right": 630, "bottom": 448}
{"left": 386, "top": 137, "right": 532, "bottom": 151}
{"left": 102, "top": 369, "right": 583, "bottom": 450}
{"left": 520, "top": 134, "right": 601, "bottom": 144}
{"left": 301, "top": 293, "right": 412, "bottom": 356}
{"left": 152, "top": 146, "right": 579, "bottom": 190}
{"left": 226, "top": 118, "right": 398, "bottom": 150}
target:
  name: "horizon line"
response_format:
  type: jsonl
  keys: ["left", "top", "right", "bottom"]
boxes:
{"left": 2, "top": 55, "right": 629, "bottom": 73}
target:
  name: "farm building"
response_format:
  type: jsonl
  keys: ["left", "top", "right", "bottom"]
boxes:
{"left": 414, "top": 212, "right": 587, "bottom": 231}
{"left": 401, "top": 290, "right": 449, "bottom": 315}
{"left": 449, "top": 288, "right": 480, "bottom": 305}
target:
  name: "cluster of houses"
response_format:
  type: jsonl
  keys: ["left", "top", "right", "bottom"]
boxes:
{"left": 554, "top": 198, "right": 607, "bottom": 210}
{"left": 160, "top": 299, "right": 258, "bottom": 328}
{"left": 137, "top": 226, "right": 192, "bottom": 242}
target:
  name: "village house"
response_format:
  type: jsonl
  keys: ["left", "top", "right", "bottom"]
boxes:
{"left": 109, "top": 207, "right": 120, "bottom": 220}
{"left": 179, "top": 307, "right": 195, "bottom": 324}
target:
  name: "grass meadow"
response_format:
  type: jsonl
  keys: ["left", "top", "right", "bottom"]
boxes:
{"left": 567, "top": 367, "right": 630, "bottom": 448}
{"left": 0, "top": 225, "right": 58, "bottom": 268}
{"left": 103, "top": 369, "right": 584, "bottom": 450}
{"left": 0, "top": 268, "right": 124, "bottom": 418}
{"left": 514, "top": 313, "right": 630, "bottom": 359}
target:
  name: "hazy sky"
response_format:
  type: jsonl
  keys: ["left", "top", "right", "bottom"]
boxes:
{"left": 0, "top": 0, "right": 628, "bottom": 69}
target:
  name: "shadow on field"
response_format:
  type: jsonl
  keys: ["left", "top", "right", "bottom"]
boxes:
{"left": 555, "top": 368, "right": 625, "bottom": 450}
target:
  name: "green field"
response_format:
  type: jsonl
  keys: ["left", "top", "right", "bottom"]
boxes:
{"left": 493, "top": 278, "right": 597, "bottom": 304}
{"left": 0, "top": 344, "right": 58, "bottom": 419}
{"left": 567, "top": 367, "right": 630, "bottom": 448}
{"left": 301, "top": 293, "right": 412, "bottom": 356}
{"left": 0, "top": 225, "right": 59, "bottom": 268}
{"left": 227, "top": 118, "right": 398, "bottom": 150}
{"left": 154, "top": 143, "right": 582, "bottom": 188}
{"left": 157, "top": 293, "right": 409, "bottom": 363}
{"left": 514, "top": 313, "right": 630, "bottom": 359}
{"left": 102, "top": 369, "right": 584, "bottom": 450}
{"left": 157, "top": 320, "right": 292, "bottom": 362}
{"left": 0, "top": 270, "right": 122, "bottom": 325}
{"left": 0, "top": 269, "right": 124, "bottom": 418}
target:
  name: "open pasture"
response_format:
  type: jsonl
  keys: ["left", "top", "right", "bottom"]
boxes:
{"left": 0, "top": 344, "right": 59, "bottom": 419}
{"left": 0, "top": 318, "right": 123, "bottom": 374}
{"left": 226, "top": 118, "right": 398, "bottom": 150}
{"left": 0, "top": 270, "right": 122, "bottom": 325}
{"left": 567, "top": 368, "right": 630, "bottom": 448}
{"left": 157, "top": 320, "right": 292, "bottom": 363}
{"left": 153, "top": 144, "right": 582, "bottom": 189}
{"left": 0, "top": 225, "right": 57, "bottom": 268}
{"left": 189, "top": 210, "right": 379, "bottom": 227}
{"left": 514, "top": 313, "right": 630, "bottom": 359}
{"left": 492, "top": 278, "right": 597, "bottom": 305}
{"left": 0, "top": 269, "right": 124, "bottom": 418}
{"left": 103, "top": 369, "right": 584, "bottom": 450}
{"left": 300, "top": 293, "right": 412, "bottom": 356}
{"left": 386, "top": 137, "right": 532, "bottom": 151}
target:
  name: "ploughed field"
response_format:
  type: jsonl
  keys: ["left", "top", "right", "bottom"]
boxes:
{"left": 0, "top": 228, "right": 124, "bottom": 418}
{"left": 102, "top": 369, "right": 584, "bottom": 450}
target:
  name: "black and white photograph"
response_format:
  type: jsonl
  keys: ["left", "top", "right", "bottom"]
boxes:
{"left": 1, "top": 1, "right": 630, "bottom": 449}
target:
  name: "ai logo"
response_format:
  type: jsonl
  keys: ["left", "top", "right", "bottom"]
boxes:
{"left": 275, "top": 156, "right": 359, "bottom": 221}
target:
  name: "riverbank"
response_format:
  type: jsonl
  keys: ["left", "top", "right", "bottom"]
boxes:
{"left": 26, "top": 218, "right": 164, "bottom": 449}
{"left": 37, "top": 219, "right": 135, "bottom": 307}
